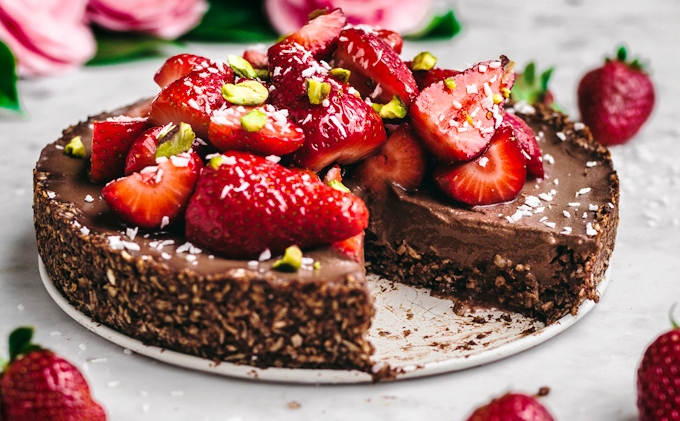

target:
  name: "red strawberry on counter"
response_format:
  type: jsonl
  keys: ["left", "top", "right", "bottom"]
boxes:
{"left": 185, "top": 152, "right": 369, "bottom": 259}
{"left": 434, "top": 125, "right": 527, "bottom": 206}
{"left": 334, "top": 27, "right": 418, "bottom": 107}
{"left": 89, "top": 116, "right": 150, "bottom": 183}
{"left": 0, "top": 327, "right": 106, "bottom": 421}
{"left": 149, "top": 68, "right": 233, "bottom": 139}
{"left": 208, "top": 104, "right": 305, "bottom": 156}
{"left": 154, "top": 53, "right": 231, "bottom": 89}
{"left": 503, "top": 112, "right": 544, "bottom": 179}
{"left": 578, "top": 46, "right": 655, "bottom": 146}
{"left": 637, "top": 317, "right": 680, "bottom": 421}
{"left": 351, "top": 123, "right": 428, "bottom": 195}
{"left": 465, "top": 392, "right": 555, "bottom": 421}
{"left": 103, "top": 151, "right": 202, "bottom": 230}
{"left": 410, "top": 56, "right": 515, "bottom": 163}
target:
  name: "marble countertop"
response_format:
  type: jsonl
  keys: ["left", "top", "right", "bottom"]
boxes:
{"left": 2, "top": 0, "right": 679, "bottom": 419}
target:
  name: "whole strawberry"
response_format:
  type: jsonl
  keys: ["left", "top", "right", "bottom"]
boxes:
{"left": 637, "top": 323, "right": 680, "bottom": 421}
{"left": 0, "top": 327, "right": 106, "bottom": 421}
{"left": 577, "top": 46, "right": 654, "bottom": 146}
{"left": 465, "top": 392, "right": 555, "bottom": 421}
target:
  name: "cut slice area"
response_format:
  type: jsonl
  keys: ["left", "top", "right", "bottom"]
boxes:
{"left": 410, "top": 57, "right": 515, "bottom": 163}
{"left": 89, "top": 117, "right": 150, "bottom": 183}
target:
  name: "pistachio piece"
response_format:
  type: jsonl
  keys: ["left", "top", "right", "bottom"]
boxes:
{"left": 411, "top": 52, "right": 437, "bottom": 71}
{"left": 272, "top": 245, "right": 303, "bottom": 272}
{"left": 377, "top": 95, "right": 407, "bottom": 119}
{"left": 240, "top": 109, "right": 268, "bottom": 132}
{"left": 306, "top": 79, "right": 331, "bottom": 105}
{"left": 313, "top": 261, "right": 321, "bottom": 270}
{"left": 329, "top": 68, "right": 351, "bottom": 83}
{"left": 328, "top": 179, "right": 350, "bottom": 193}
{"left": 208, "top": 155, "right": 224, "bottom": 169}
{"left": 64, "top": 136, "right": 86, "bottom": 158}
{"left": 254, "top": 68, "right": 270, "bottom": 81}
{"left": 227, "top": 54, "right": 258, "bottom": 79}
{"left": 156, "top": 122, "right": 196, "bottom": 159}
{"left": 444, "top": 77, "right": 457, "bottom": 91}
{"left": 222, "top": 80, "right": 269, "bottom": 106}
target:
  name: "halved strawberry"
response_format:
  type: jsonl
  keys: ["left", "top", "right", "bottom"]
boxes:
{"left": 208, "top": 104, "right": 305, "bottom": 156}
{"left": 410, "top": 56, "right": 515, "bottom": 163}
{"left": 434, "top": 126, "right": 527, "bottom": 206}
{"left": 124, "top": 125, "right": 168, "bottom": 175}
{"left": 184, "top": 152, "right": 369, "bottom": 259}
{"left": 280, "top": 8, "right": 346, "bottom": 60}
{"left": 154, "top": 54, "right": 230, "bottom": 89}
{"left": 332, "top": 232, "right": 365, "bottom": 264}
{"left": 243, "top": 49, "right": 268, "bottom": 69}
{"left": 89, "top": 117, "right": 151, "bottom": 183}
{"left": 351, "top": 123, "right": 428, "bottom": 195}
{"left": 411, "top": 67, "right": 462, "bottom": 91}
{"left": 102, "top": 152, "right": 202, "bottom": 230}
{"left": 334, "top": 28, "right": 418, "bottom": 106}
{"left": 503, "top": 112, "right": 544, "bottom": 179}
{"left": 149, "top": 69, "right": 232, "bottom": 139}
{"left": 374, "top": 28, "right": 403, "bottom": 54}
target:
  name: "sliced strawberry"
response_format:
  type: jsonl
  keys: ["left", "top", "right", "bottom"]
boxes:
{"left": 351, "top": 123, "right": 428, "bottom": 195}
{"left": 103, "top": 152, "right": 202, "bottom": 230}
{"left": 332, "top": 231, "right": 365, "bottom": 264}
{"left": 154, "top": 53, "right": 230, "bottom": 89}
{"left": 323, "top": 164, "right": 343, "bottom": 184}
{"left": 242, "top": 49, "right": 268, "bottom": 69}
{"left": 268, "top": 41, "right": 387, "bottom": 172}
{"left": 410, "top": 56, "right": 515, "bottom": 163}
{"left": 281, "top": 8, "right": 346, "bottom": 60}
{"left": 411, "top": 67, "right": 462, "bottom": 91}
{"left": 334, "top": 28, "right": 418, "bottom": 106}
{"left": 208, "top": 104, "right": 305, "bottom": 156}
{"left": 374, "top": 28, "right": 403, "bottom": 54}
{"left": 124, "top": 125, "right": 167, "bottom": 175}
{"left": 89, "top": 117, "right": 151, "bottom": 183}
{"left": 149, "top": 69, "right": 233, "bottom": 140}
{"left": 434, "top": 126, "right": 527, "bottom": 206}
{"left": 503, "top": 112, "right": 544, "bottom": 179}
{"left": 185, "top": 152, "right": 369, "bottom": 259}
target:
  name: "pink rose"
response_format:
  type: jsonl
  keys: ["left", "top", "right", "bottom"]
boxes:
{"left": 87, "top": 0, "right": 209, "bottom": 40}
{"left": 0, "top": 0, "right": 95, "bottom": 77}
{"left": 265, "top": 0, "right": 434, "bottom": 35}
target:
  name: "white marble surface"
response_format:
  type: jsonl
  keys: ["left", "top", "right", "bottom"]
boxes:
{"left": 2, "top": 1, "right": 679, "bottom": 419}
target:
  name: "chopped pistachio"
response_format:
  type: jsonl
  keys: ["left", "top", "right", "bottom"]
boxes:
{"left": 465, "top": 114, "right": 475, "bottom": 126}
{"left": 254, "top": 68, "right": 270, "bottom": 81}
{"left": 328, "top": 179, "right": 350, "bottom": 193}
{"left": 313, "top": 261, "right": 321, "bottom": 270}
{"left": 208, "top": 155, "right": 224, "bottom": 169}
{"left": 64, "top": 136, "right": 86, "bottom": 158}
{"left": 444, "top": 78, "right": 457, "bottom": 91}
{"left": 241, "top": 109, "right": 268, "bottom": 132}
{"left": 501, "top": 87, "right": 511, "bottom": 99}
{"left": 272, "top": 245, "right": 303, "bottom": 272}
{"left": 306, "top": 79, "right": 331, "bottom": 105}
{"left": 411, "top": 52, "right": 437, "bottom": 71}
{"left": 227, "top": 54, "right": 258, "bottom": 79}
{"left": 222, "top": 80, "right": 269, "bottom": 106}
{"left": 156, "top": 123, "right": 195, "bottom": 159}
{"left": 492, "top": 93, "right": 504, "bottom": 104}
{"left": 329, "top": 68, "right": 351, "bottom": 83}
{"left": 371, "top": 103, "right": 383, "bottom": 113}
{"left": 378, "top": 95, "right": 407, "bottom": 119}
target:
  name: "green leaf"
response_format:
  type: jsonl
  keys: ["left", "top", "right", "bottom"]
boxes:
{"left": 88, "top": 28, "right": 180, "bottom": 66}
{"left": 183, "top": 0, "right": 277, "bottom": 43}
{"left": 404, "top": 10, "right": 462, "bottom": 40}
{"left": 0, "top": 40, "right": 21, "bottom": 113}
{"left": 8, "top": 327, "right": 34, "bottom": 361}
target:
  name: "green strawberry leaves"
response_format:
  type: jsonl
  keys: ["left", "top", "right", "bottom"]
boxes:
{"left": 0, "top": 40, "right": 21, "bottom": 113}
{"left": 511, "top": 62, "right": 554, "bottom": 105}
{"left": 7, "top": 326, "right": 41, "bottom": 364}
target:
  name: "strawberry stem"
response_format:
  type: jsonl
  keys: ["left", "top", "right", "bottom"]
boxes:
{"left": 616, "top": 45, "right": 627, "bottom": 62}
{"left": 670, "top": 303, "right": 679, "bottom": 329}
{"left": 8, "top": 326, "right": 40, "bottom": 362}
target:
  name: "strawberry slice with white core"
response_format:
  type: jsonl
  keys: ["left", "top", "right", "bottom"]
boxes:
{"left": 208, "top": 104, "right": 305, "bottom": 156}
{"left": 184, "top": 151, "right": 369, "bottom": 259}
{"left": 149, "top": 68, "right": 233, "bottom": 140}
{"left": 281, "top": 8, "right": 347, "bottom": 60}
{"left": 103, "top": 152, "right": 203, "bottom": 230}
{"left": 154, "top": 53, "right": 231, "bottom": 89}
{"left": 434, "top": 126, "right": 527, "bottom": 206}
{"left": 503, "top": 112, "right": 544, "bottom": 179}
{"left": 351, "top": 123, "right": 428, "bottom": 195}
{"left": 90, "top": 116, "right": 150, "bottom": 183}
{"left": 410, "top": 56, "right": 515, "bottom": 163}
{"left": 334, "top": 28, "right": 418, "bottom": 106}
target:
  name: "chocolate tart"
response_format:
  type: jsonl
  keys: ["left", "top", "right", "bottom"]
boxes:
{"left": 33, "top": 100, "right": 618, "bottom": 376}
